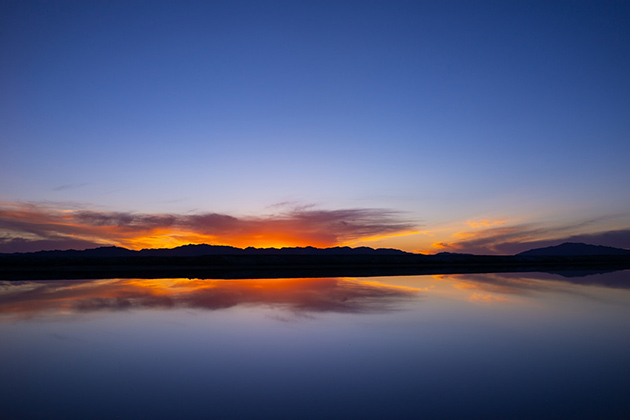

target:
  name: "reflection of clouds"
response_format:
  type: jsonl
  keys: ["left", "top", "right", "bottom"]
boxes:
{"left": 449, "top": 273, "right": 542, "bottom": 296}
{"left": 0, "top": 278, "right": 422, "bottom": 319}
{"left": 468, "top": 293, "right": 508, "bottom": 304}
{"left": 441, "top": 270, "right": 630, "bottom": 297}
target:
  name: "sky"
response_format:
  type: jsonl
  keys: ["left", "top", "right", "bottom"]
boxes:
{"left": 1, "top": 0, "right": 629, "bottom": 254}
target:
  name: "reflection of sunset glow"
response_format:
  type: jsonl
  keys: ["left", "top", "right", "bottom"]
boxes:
{"left": 468, "top": 293, "right": 508, "bottom": 303}
{"left": 448, "top": 274, "right": 537, "bottom": 296}
{"left": 0, "top": 277, "right": 422, "bottom": 319}
{"left": 432, "top": 271, "right": 630, "bottom": 303}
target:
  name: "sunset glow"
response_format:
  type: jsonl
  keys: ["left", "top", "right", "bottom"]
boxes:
{"left": 0, "top": 201, "right": 425, "bottom": 251}
{"left": 1, "top": 199, "right": 629, "bottom": 254}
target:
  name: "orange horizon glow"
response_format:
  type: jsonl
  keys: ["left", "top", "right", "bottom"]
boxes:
{"left": 0, "top": 201, "right": 421, "bottom": 252}
{"left": 2, "top": 201, "right": 629, "bottom": 255}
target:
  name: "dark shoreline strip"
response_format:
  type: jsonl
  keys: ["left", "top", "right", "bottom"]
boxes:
{"left": 1, "top": 254, "right": 629, "bottom": 280}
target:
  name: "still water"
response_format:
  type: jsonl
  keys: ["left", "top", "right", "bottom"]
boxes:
{"left": 1, "top": 271, "right": 629, "bottom": 419}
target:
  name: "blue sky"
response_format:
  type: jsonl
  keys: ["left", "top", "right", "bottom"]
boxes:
{"left": 1, "top": 0, "right": 629, "bottom": 253}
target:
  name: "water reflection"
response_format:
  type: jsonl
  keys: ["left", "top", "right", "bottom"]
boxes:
{"left": 0, "top": 277, "right": 421, "bottom": 319}
{"left": 1, "top": 271, "right": 629, "bottom": 420}
{"left": 436, "top": 270, "right": 630, "bottom": 297}
{"left": 2, "top": 270, "right": 629, "bottom": 320}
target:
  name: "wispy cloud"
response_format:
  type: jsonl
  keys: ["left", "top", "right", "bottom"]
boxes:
{"left": 433, "top": 220, "right": 630, "bottom": 255}
{"left": 465, "top": 218, "right": 507, "bottom": 229}
{"left": 53, "top": 183, "right": 89, "bottom": 191}
{"left": 0, "top": 201, "right": 418, "bottom": 252}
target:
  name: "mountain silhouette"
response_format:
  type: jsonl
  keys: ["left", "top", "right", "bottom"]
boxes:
{"left": 0, "top": 244, "right": 411, "bottom": 257}
{"left": 517, "top": 242, "right": 630, "bottom": 256}
{"left": 2, "top": 242, "right": 630, "bottom": 281}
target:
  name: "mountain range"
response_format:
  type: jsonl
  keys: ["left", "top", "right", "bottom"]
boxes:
{"left": 517, "top": 242, "right": 630, "bottom": 256}
{"left": 1, "top": 241, "right": 629, "bottom": 257}
{"left": 1, "top": 242, "right": 629, "bottom": 281}
{"left": 0, "top": 244, "right": 410, "bottom": 257}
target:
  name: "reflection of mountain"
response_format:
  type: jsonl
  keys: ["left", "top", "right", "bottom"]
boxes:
{"left": 544, "top": 270, "right": 630, "bottom": 288}
{"left": 0, "top": 278, "right": 420, "bottom": 319}
{"left": 518, "top": 242, "right": 630, "bottom": 256}
{"left": 443, "top": 270, "right": 630, "bottom": 295}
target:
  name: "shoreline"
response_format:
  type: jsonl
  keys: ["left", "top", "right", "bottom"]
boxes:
{"left": 1, "top": 254, "right": 629, "bottom": 280}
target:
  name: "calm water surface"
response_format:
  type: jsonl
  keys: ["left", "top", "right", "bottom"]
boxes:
{"left": 1, "top": 271, "right": 629, "bottom": 419}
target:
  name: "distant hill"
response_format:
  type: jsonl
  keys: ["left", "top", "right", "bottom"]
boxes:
{"left": 142, "top": 244, "right": 411, "bottom": 256}
{"left": 3, "top": 246, "right": 137, "bottom": 258}
{"left": 518, "top": 242, "right": 630, "bottom": 256}
{"left": 0, "top": 244, "right": 411, "bottom": 257}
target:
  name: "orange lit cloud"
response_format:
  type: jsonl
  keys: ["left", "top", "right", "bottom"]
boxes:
{"left": 0, "top": 201, "right": 418, "bottom": 252}
{"left": 466, "top": 218, "right": 507, "bottom": 229}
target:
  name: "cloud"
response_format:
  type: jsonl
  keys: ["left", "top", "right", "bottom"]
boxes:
{"left": 0, "top": 201, "right": 418, "bottom": 252}
{"left": 433, "top": 221, "right": 630, "bottom": 255}
{"left": 466, "top": 218, "right": 506, "bottom": 229}
{"left": 53, "top": 183, "right": 88, "bottom": 191}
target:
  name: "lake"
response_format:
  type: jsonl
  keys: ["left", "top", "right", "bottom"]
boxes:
{"left": 1, "top": 271, "right": 629, "bottom": 419}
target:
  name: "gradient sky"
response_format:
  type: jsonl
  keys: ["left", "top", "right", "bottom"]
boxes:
{"left": 1, "top": 0, "right": 629, "bottom": 254}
